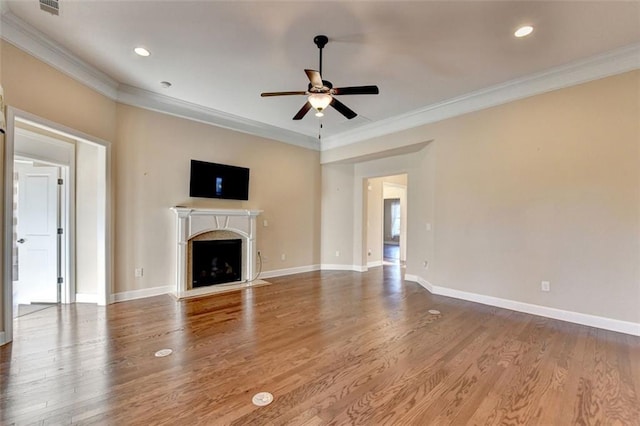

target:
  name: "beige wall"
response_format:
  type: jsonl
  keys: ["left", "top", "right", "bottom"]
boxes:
{"left": 1, "top": 38, "right": 637, "bottom": 333}
{"left": 0, "top": 42, "right": 116, "bottom": 142}
{"left": 366, "top": 177, "right": 383, "bottom": 264}
{"left": 1, "top": 42, "right": 321, "bottom": 338}
{"left": 1, "top": 41, "right": 117, "bottom": 334}
{"left": 321, "top": 163, "right": 355, "bottom": 265}
{"left": 114, "top": 104, "right": 321, "bottom": 293}
{"left": 322, "top": 71, "right": 640, "bottom": 324}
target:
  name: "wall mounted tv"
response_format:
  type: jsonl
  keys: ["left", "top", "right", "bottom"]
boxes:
{"left": 189, "top": 160, "right": 250, "bottom": 200}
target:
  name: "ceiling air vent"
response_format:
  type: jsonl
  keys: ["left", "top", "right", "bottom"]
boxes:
{"left": 39, "top": 0, "right": 59, "bottom": 16}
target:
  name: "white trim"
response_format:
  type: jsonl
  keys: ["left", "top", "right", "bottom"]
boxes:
{"left": 0, "top": 12, "right": 119, "bottom": 99}
{"left": 259, "top": 264, "right": 320, "bottom": 279}
{"left": 322, "top": 43, "right": 640, "bottom": 150}
{"left": 111, "top": 285, "right": 173, "bottom": 303}
{"left": 404, "top": 275, "right": 640, "bottom": 337}
{"left": 321, "top": 264, "right": 367, "bottom": 272}
{"left": 2, "top": 108, "right": 16, "bottom": 343}
{"left": 367, "top": 260, "right": 383, "bottom": 268}
{"left": 117, "top": 85, "right": 319, "bottom": 151}
{"left": 75, "top": 293, "right": 97, "bottom": 304}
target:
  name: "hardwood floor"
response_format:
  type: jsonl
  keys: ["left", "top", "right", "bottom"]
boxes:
{"left": 1, "top": 267, "right": 639, "bottom": 425}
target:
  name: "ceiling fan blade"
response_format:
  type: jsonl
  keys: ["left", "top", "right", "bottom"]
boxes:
{"left": 332, "top": 85, "right": 379, "bottom": 95}
{"left": 330, "top": 98, "right": 357, "bottom": 120}
{"left": 261, "top": 91, "right": 307, "bottom": 97}
{"left": 305, "top": 69, "right": 323, "bottom": 88}
{"left": 293, "top": 102, "right": 312, "bottom": 120}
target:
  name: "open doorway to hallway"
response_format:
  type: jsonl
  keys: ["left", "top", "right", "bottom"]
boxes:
{"left": 2, "top": 108, "right": 111, "bottom": 345}
{"left": 365, "top": 174, "right": 408, "bottom": 268}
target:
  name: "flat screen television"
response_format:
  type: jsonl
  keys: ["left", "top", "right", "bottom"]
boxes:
{"left": 189, "top": 160, "right": 250, "bottom": 200}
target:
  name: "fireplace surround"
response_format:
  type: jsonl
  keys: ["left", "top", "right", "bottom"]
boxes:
{"left": 171, "top": 207, "right": 262, "bottom": 298}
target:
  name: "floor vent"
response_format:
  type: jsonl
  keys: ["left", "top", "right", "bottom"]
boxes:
{"left": 39, "top": 0, "right": 59, "bottom": 16}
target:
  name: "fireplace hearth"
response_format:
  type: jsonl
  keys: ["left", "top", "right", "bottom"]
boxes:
{"left": 192, "top": 239, "right": 242, "bottom": 287}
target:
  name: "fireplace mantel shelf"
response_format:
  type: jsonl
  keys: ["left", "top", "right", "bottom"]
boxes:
{"left": 171, "top": 207, "right": 262, "bottom": 299}
{"left": 171, "top": 207, "right": 262, "bottom": 217}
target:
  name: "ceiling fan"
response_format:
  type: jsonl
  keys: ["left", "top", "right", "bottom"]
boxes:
{"left": 261, "top": 35, "right": 379, "bottom": 120}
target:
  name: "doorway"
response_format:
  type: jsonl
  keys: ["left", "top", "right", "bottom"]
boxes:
{"left": 2, "top": 107, "right": 112, "bottom": 345}
{"left": 365, "top": 175, "right": 408, "bottom": 268}
{"left": 13, "top": 160, "right": 65, "bottom": 317}
{"left": 383, "top": 198, "right": 401, "bottom": 264}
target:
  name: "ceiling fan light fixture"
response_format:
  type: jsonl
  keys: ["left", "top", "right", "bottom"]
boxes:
{"left": 308, "top": 93, "right": 332, "bottom": 113}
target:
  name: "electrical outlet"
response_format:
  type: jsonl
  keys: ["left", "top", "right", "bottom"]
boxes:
{"left": 134, "top": 268, "right": 143, "bottom": 278}
{"left": 281, "top": 253, "right": 286, "bottom": 261}
{"left": 541, "top": 281, "right": 550, "bottom": 292}
{"left": 335, "top": 250, "right": 340, "bottom": 257}
{"left": 263, "top": 219, "right": 268, "bottom": 227}
{"left": 423, "top": 260, "right": 429, "bottom": 269}
{"left": 368, "top": 249, "right": 372, "bottom": 256}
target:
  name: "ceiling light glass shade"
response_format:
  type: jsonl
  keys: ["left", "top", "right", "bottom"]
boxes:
{"left": 308, "top": 93, "right": 332, "bottom": 111}
{"left": 514, "top": 25, "right": 534, "bottom": 38}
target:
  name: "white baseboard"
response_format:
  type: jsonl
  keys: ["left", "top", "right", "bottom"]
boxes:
{"left": 404, "top": 274, "right": 640, "bottom": 337}
{"left": 321, "top": 264, "right": 367, "bottom": 272}
{"left": 111, "top": 285, "right": 173, "bottom": 303}
{"left": 259, "top": 264, "right": 320, "bottom": 279}
{"left": 75, "top": 293, "right": 97, "bottom": 304}
{"left": 367, "top": 260, "right": 383, "bottom": 268}
{"left": 0, "top": 331, "right": 6, "bottom": 346}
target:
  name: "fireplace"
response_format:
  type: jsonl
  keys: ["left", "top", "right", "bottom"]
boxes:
{"left": 191, "top": 239, "right": 242, "bottom": 287}
{"left": 172, "top": 207, "right": 262, "bottom": 298}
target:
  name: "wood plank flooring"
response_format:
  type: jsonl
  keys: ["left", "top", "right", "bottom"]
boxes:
{"left": 1, "top": 267, "right": 639, "bottom": 425}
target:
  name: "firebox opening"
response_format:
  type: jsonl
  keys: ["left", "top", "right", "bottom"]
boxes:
{"left": 192, "top": 239, "right": 242, "bottom": 287}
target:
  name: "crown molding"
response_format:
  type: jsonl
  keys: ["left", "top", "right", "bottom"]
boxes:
{"left": 2, "top": 8, "right": 638, "bottom": 154}
{"left": 1, "top": 10, "right": 318, "bottom": 150}
{"left": 321, "top": 43, "right": 640, "bottom": 151}
{"left": 1, "top": 10, "right": 119, "bottom": 99}
{"left": 116, "top": 85, "right": 319, "bottom": 150}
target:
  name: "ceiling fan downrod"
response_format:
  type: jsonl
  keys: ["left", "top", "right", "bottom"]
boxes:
{"left": 314, "top": 35, "right": 328, "bottom": 76}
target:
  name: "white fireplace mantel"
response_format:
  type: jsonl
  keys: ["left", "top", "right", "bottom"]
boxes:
{"left": 171, "top": 207, "right": 262, "bottom": 298}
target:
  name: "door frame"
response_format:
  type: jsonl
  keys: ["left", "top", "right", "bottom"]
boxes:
{"left": 2, "top": 107, "right": 113, "bottom": 344}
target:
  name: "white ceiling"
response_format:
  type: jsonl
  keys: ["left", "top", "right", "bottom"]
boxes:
{"left": 3, "top": 1, "right": 640, "bottom": 147}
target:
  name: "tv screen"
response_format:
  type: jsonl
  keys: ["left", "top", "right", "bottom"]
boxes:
{"left": 189, "top": 160, "right": 250, "bottom": 200}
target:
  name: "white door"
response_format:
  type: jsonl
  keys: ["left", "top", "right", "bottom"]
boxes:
{"left": 15, "top": 162, "right": 60, "bottom": 304}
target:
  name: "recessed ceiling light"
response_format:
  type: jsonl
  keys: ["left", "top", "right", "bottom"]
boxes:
{"left": 514, "top": 25, "right": 534, "bottom": 38}
{"left": 134, "top": 47, "right": 150, "bottom": 57}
